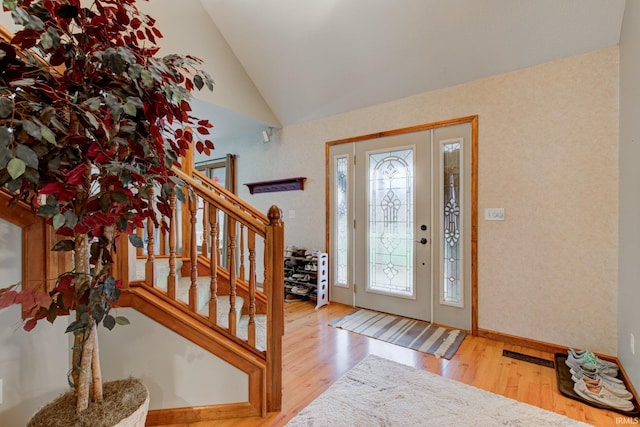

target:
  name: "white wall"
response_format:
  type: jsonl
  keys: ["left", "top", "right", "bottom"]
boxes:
{"left": 98, "top": 309, "right": 248, "bottom": 410}
{"left": 215, "top": 47, "right": 620, "bottom": 355}
{"left": 0, "top": 7, "right": 15, "bottom": 30}
{"left": 139, "top": 0, "right": 280, "bottom": 126}
{"left": 618, "top": 0, "right": 640, "bottom": 392}
{"left": 0, "top": 3, "right": 279, "bottom": 127}
{"left": 0, "top": 220, "right": 69, "bottom": 426}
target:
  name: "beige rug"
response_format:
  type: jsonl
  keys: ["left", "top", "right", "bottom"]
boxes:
{"left": 330, "top": 309, "right": 466, "bottom": 359}
{"left": 286, "top": 355, "right": 590, "bottom": 427}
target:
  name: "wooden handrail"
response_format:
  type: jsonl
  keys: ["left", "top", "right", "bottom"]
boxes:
{"left": 192, "top": 169, "right": 269, "bottom": 224}
{"left": 174, "top": 168, "right": 268, "bottom": 236}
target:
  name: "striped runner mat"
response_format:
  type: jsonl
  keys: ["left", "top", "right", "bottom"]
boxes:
{"left": 330, "top": 308, "right": 466, "bottom": 359}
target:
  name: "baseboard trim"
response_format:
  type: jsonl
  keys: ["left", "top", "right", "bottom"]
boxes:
{"left": 478, "top": 328, "right": 639, "bottom": 406}
{"left": 477, "top": 328, "right": 568, "bottom": 354}
{"left": 145, "top": 402, "right": 260, "bottom": 425}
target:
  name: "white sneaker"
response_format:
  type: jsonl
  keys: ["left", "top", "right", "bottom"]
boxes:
{"left": 571, "top": 374, "right": 633, "bottom": 400}
{"left": 573, "top": 378, "right": 635, "bottom": 412}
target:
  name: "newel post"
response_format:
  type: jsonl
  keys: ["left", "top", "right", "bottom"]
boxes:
{"left": 112, "top": 233, "right": 133, "bottom": 289}
{"left": 265, "top": 205, "right": 284, "bottom": 412}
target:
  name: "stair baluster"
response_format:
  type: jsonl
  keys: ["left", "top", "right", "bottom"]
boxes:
{"left": 145, "top": 187, "right": 156, "bottom": 287}
{"left": 135, "top": 227, "right": 144, "bottom": 258}
{"left": 167, "top": 191, "right": 178, "bottom": 300}
{"left": 159, "top": 227, "right": 167, "bottom": 256}
{"left": 227, "top": 217, "right": 237, "bottom": 336}
{"left": 201, "top": 202, "right": 209, "bottom": 259}
{"left": 189, "top": 194, "right": 198, "bottom": 311}
{"left": 248, "top": 230, "right": 256, "bottom": 347}
{"left": 239, "top": 224, "right": 245, "bottom": 282}
{"left": 208, "top": 204, "right": 218, "bottom": 323}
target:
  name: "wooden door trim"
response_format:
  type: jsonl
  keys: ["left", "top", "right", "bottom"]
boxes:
{"left": 325, "top": 115, "right": 479, "bottom": 335}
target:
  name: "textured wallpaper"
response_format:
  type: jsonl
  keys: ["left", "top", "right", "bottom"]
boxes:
{"left": 618, "top": 0, "right": 640, "bottom": 384}
{"left": 220, "top": 47, "right": 619, "bottom": 355}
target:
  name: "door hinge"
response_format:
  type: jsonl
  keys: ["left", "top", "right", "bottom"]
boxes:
{"left": 353, "top": 155, "right": 356, "bottom": 165}
{"left": 353, "top": 283, "right": 357, "bottom": 293}
{"left": 353, "top": 219, "right": 356, "bottom": 229}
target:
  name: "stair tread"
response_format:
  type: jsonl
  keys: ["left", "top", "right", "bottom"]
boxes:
{"left": 134, "top": 258, "right": 266, "bottom": 349}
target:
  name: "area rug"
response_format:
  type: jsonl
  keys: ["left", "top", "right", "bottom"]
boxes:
{"left": 286, "top": 355, "right": 590, "bottom": 427}
{"left": 330, "top": 309, "right": 466, "bottom": 359}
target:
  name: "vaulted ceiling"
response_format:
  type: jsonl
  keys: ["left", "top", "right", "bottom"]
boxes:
{"left": 200, "top": 0, "right": 625, "bottom": 127}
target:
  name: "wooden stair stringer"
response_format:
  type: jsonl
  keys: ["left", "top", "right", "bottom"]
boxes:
{"left": 118, "top": 284, "right": 267, "bottom": 424}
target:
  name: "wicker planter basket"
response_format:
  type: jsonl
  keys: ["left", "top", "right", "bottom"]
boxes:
{"left": 28, "top": 379, "right": 149, "bottom": 427}
{"left": 114, "top": 390, "right": 150, "bottom": 427}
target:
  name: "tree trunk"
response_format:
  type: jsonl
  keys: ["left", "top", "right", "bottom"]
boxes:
{"left": 76, "top": 320, "right": 95, "bottom": 414}
{"left": 90, "top": 224, "right": 114, "bottom": 404}
{"left": 91, "top": 327, "right": 103, "bottom": 403}
{"left": 73, "top": 234, "right": 90, "bottom": 412}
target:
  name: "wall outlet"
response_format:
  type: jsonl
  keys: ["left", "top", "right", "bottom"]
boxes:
{"left": 484, "top": 208, "right": 505, "bottom": 221}
{"left": 631, "top": 333, "right": 635, "bottom": 355}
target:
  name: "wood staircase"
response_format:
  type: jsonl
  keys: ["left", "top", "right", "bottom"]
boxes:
{"left": 0, "top": 160, "right": 285, "bottom": 424}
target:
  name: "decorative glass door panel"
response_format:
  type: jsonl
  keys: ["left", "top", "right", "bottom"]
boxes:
{"left": 353, "top": 132, "right": 431, "bottom": 321}
{"left": 367, "top": 148, "right": 415, "bottom": 297}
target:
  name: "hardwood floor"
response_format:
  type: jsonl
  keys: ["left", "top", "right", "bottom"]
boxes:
{"left": 174, "top": 301, "right": 627, "bottom": 426}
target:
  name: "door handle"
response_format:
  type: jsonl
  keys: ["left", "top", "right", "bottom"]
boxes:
{"left": 416, "top": 238, "right": 428, "bottom": 245}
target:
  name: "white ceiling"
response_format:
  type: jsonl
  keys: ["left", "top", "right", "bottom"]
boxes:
{"left": 199, "top": 0, "right": 625, "bottom": 128}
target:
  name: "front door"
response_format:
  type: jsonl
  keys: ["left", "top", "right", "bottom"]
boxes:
{"left": 328, "top": 119, "right": 474, "bottom": 330}
{"left": 353, "top": 132, "right": 431, "bottom": 320}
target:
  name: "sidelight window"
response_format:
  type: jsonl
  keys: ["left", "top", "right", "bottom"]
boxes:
{"left": 440, "top": 140, "right": 463, "bottom": 307}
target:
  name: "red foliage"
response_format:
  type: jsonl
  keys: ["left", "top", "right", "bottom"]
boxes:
{"left": 0, "top": 0, "right": 215, "bottom": 333}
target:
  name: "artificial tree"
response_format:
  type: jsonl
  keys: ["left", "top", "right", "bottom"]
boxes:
{"left": 0, "top": 0, "right": 214, "bottom": 417}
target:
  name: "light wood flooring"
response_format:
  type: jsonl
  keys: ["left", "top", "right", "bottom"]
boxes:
{"left": 174, "top": 301, "right": 628, "bottom": 427}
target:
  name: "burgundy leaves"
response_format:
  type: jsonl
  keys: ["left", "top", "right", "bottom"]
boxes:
{"left": 0, "top": 0, "right": 214, "bottom": 332}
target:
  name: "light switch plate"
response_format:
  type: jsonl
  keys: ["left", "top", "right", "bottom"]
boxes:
{"left": 485, "top": 208, "right": 505, "bottom": 221}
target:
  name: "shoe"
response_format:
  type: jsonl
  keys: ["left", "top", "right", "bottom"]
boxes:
{"left": 291, "top": 285, "right": 310, "bottom": 295}
{"left": 568, "top": 349, "right": 619, "bottom": 370}
{"left": 569, "top": 367, "right": 624, "bottom": 388}
{"left": 573, "top": 378, "right": 635, "bottom": 411}
{"left": 566, "top": 351, "right": 618, "bottom": 377}
{"left": 571, "top": 374, "right": 633, "bottom": 399}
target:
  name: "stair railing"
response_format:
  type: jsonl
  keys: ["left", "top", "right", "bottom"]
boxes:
{"left": 115, "top": 166, "right": 284, "bottom": 412}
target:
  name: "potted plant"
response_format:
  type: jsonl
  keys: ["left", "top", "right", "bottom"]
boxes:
{"left": 0, "top": 0, "right": 214, "bottom": 424}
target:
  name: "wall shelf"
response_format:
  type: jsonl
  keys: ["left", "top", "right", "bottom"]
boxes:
{"left": 244, "top": 177, "right": 306, "bottom": 194}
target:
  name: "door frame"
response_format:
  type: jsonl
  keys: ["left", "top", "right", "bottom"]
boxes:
{"left": 325, "top": 115, "right": 479, "bottom": 335}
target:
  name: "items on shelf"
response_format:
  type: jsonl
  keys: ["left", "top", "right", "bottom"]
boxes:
{"left": 284, "top": 246, "right": 329, "bottom": 310}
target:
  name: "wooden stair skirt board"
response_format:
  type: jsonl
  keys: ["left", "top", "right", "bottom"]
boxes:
{"left": 478, "top": 328, "right": 640, "bottom": 406}
{"left": 118, "top": 286, "right": 269, "bottom": 423}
